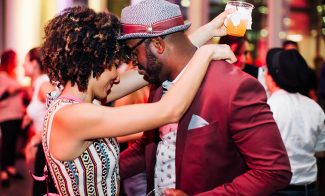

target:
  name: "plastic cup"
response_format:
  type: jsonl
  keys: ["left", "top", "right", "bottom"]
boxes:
{"left": 224, "top": 1, "right": 254, "bottom": 37}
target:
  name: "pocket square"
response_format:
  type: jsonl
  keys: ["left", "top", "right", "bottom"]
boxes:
{"left": 188, "top": 114, "right": 209, "bottom": 130}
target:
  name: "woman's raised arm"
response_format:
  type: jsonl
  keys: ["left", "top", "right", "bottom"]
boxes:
{"left": 62, "top": 44, "right": 236, "bottom": 140}
{"left": 105, "top": 69, "right": 148, "bottom": 102}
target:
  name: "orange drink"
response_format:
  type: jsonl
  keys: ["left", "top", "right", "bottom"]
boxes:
{"left": 226, "top": 19, "right": 248, "bottom": 37}
{"left": 225, "top": 1, "right": 254, "bottom": 37}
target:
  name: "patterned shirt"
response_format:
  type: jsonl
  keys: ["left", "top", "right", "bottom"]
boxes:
{"left": 42, "top": 98, "right": 120, "bottom": 196}
{"left": 154, "top": 66, "right": 187, "bottom": 190}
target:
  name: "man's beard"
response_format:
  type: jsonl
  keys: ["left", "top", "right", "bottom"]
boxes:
{"left": 140, "top": 47, "right": 164, "bottom": 85}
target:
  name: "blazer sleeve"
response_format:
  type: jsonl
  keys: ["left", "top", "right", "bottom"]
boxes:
{"left": 198, "top": 76, "right": 292, "bottom": 196}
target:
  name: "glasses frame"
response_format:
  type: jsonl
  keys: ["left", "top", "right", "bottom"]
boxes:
{"left": 129, "top": 38, "right": 147, "bottom": 51}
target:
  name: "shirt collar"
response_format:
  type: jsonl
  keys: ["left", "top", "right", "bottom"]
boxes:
{"left": 162, "top": 64, "right": 188, "bottom": 91}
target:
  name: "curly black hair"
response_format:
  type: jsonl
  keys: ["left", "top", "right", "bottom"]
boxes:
{"left": 41, "top": 6, "right": 123, "bottom": 92}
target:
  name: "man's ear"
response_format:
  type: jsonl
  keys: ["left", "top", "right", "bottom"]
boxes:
{"left": 150, "top": 37, "right": 165, "bottom": 54}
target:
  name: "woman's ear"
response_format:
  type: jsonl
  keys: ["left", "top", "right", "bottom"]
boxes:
{"left": 150, "top": 37, "right": 165, "bottom": 54}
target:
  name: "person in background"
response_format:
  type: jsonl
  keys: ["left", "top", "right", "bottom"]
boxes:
{"left": 265, "top": 48, "right": 325, "bottom": 196}
{"left": 119, "top": 0, "right": 291, "bottom": 195}
{"left": 0, "top": 50, "right": 26, "bottom": 187}
{"left": 282, "top": 40, "right": 318, "bottom": 101}
{"left": 318, "top": 61, "right": 325, "bottom": 111}
{"left": 282, "top": 40, "right": 299, "bottom": 51}
{"left": 219, "top": 35, "right": 259, "bottom": 78}
{"left": 22, "top": 47, "right": 56, "bottom": 196}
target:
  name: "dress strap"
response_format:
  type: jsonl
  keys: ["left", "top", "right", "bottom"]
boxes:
{"left": 58, "top": 95, "right": 83, "bottom": 103}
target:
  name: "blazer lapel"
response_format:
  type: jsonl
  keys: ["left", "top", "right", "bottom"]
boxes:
{"left": 175, "top": 109, "right": 192, "bottom": 188}
{"left": 175, "top": 87, "right": 203, "bottom": 188}
{"left": 146, "top": 85, "right": 163, "bottom": 191}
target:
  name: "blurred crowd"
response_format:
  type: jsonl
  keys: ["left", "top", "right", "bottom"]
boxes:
{"left": 1, "top": 41, "right": 324, "bottom": 196}
{"left": 0, "top": 0, "right": 325, "bottom": 196}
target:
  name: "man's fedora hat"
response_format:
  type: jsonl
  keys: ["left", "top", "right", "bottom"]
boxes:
{"left": 118, "top": 0, "right": 191, "bottom": 40}
{"left": 266, "top": 48, "right": 310, "bottom": 93}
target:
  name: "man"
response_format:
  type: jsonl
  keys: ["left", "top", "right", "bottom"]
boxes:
{"left": 119, "top": 0, "right": 292, "bottom": 195}
{"left": 265, "top": 48, "right": 325, "bottom": 195}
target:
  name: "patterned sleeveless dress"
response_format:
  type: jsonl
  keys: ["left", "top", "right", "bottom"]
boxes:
{"left": 42, "top": 97, "right": 120, "bottom": 196}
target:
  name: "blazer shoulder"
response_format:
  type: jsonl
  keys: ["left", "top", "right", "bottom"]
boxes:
{"left": 206, "top": 60, "right": 253, "bottom": 85}
{"left": 204, "top": 61, "right": 265, "bottom": 97}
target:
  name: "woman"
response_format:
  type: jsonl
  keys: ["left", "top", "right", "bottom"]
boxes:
{"left": 219, "top": 35, "right": 259, "bottom": 78}
{"left": 41, "top": 6, "right": 235, "bottom": 195}
{"left": 22, "top": 47, "right": 56, "bottom": 195}
{"left": 0, "top": 50, "right": 26, "bottom": 187}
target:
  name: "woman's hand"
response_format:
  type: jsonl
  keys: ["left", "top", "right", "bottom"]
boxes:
{"left": 164, "top": 188, "right": 188, "bottom": 196}
{"left": 21, "top": 114, "right": 32, "bottom": 130}
{"left": 24, "top": 141, "right": 37, "bottom": 168}
{"left": 207, "top": 9, "right": 236, "bottom": 37}
{"left": 188, "top": 9, "right": 235, "bottom": 48}
{"left": 199, "top": 44, "right": 237, "bottom": 64}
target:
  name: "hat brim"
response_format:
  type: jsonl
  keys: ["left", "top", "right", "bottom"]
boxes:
{"left": 118, "top": 22, "right": 191, "bottom": 41}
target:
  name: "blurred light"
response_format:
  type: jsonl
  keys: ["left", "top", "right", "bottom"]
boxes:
{"left": 311, "top": 29, "right": 318, "bottom": 37}
{"left": 278, "top": 31, "right": 287, "bottom": 39}
{"left": 322, "top": 28, "right": 325, "bottom": 35}
{"left": 323, "top": 16, "right": 325, "bottom": 23}
{"left": 248, "top": 43, "right": 255, "bottom": 51}
{"left": 283, "top": 17, "right": 291, "bottom": 27}
{"left": 88, "top": 0, "right": 107, "bottom": 12}
{"left": 181, "top": 0, "right": 190, "bottom": 7}
{"left": 287, "top": 34, "right": 303, "bottom": 42}
{"left": 258, "top": 6, "right": 268, "bottom": 14}
{"left": 246, "top": 32, "right": 254, "bottom": 40}
{"left": 212, "top": 37, "right": 220, "bottom": 44}
{"left": 6, "top": 0, "right": 41, "bottom": 86}
{"left": 317, "top": 5, "right": 323, "bottom": 13}
{"left": 260, "top": 29, "right": 268, "bottom": 37}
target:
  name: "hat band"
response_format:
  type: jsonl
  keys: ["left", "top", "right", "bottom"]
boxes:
{"left": 121, "top": 15, "right": 185, "bottom": 35}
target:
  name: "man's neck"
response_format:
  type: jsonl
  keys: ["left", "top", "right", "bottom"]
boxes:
{"left": 168, "top": 44, "right": 197, "bottom": 81}
{"left": 269, "top": 86, "right": 281, "bottom": 96}
{"left": 31, "top": 70, "right": 42, "bottom": 84}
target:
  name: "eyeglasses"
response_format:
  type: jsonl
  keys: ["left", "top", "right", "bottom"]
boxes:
{"left": 129, "top": 35, "right": 168, "bottom": 51}
{"left": 129, "top": 38, "right": 147, "bottom": 51}
{"left": 120, "top": 39, "right": 146, "bottom": 62}
{"left": 122, "top": 36, "right": 166, "bottom": 62}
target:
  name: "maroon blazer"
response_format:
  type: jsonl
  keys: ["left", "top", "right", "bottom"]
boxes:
{"left": 120, "top": 60, "right": 292, "bottom": 195}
